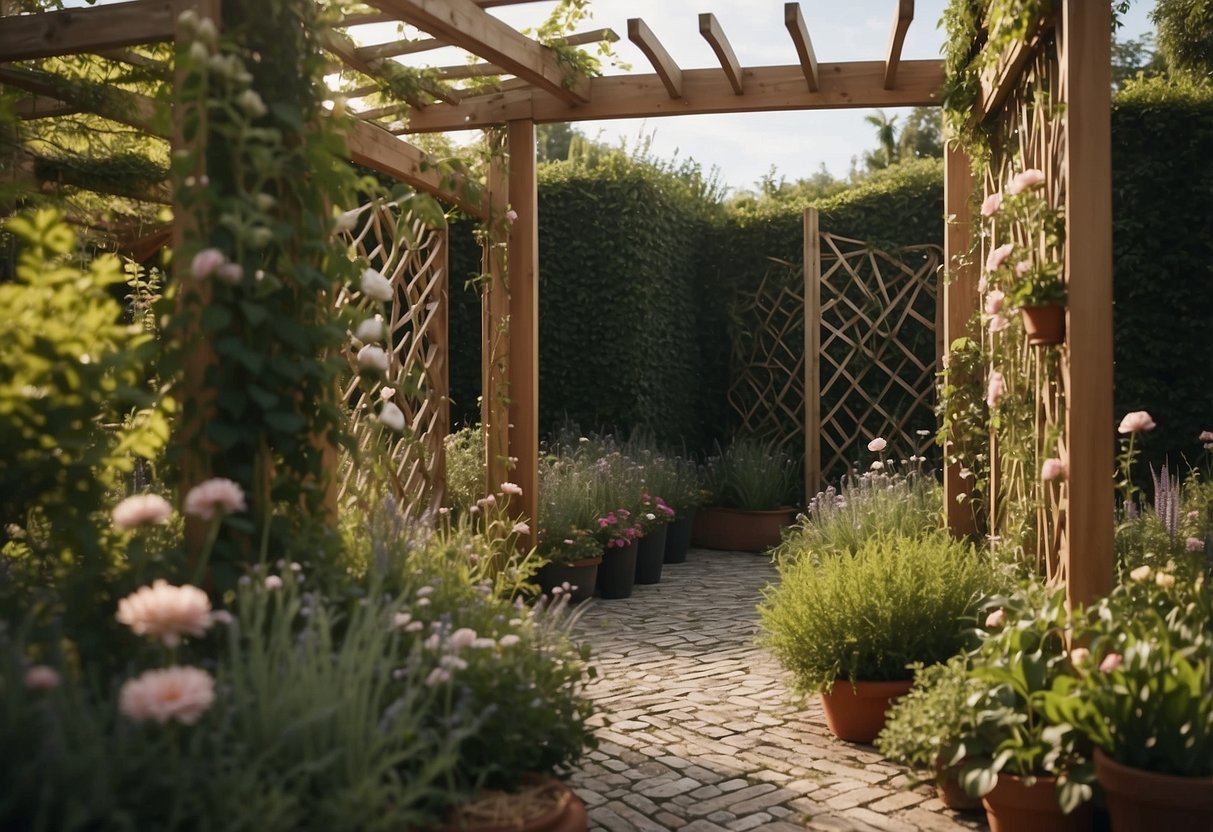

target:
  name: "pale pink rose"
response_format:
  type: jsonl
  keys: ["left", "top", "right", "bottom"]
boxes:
{"left": 1200, "top": 430, "right": 1213, "bottom": 443}
{"left": 1040, "top": 458, "right": 1066, "bottom": 482}
{"left": 24, "top": 665, "right": 60, "bottom": 691}
{"left": 1015, "top": 260, "right": 1032, "bottom": 276}
{"left": 980, "top": 192, "right": 1003, "bottom": 217}
{"left": 988, "top": 313, "right": 1009, "bottom": 334}
{"left": 380, "top": 386, "right": 395, "bottom": 400}
{"left": 360, "top": 268, "right": 393, "bottom": 302}
{"left": 1007, "top": 168, "right": 1046, "bottom": 195}
{"left": 986, "top": 242, "right": 1014, "bottom": 272}
{"left": 500, "top": 481, "right": 523, "bottom": 496}
{"left": 1129, "top": 565, "right": 1152, "bottom": 583}
{"left": 505, "top": 209, "right": 518, "bottom": 222}
{"left": 867, "top": 437, "right": 887, "bottom": 453}
{"left": 264, "top": 575, "right": 283, "bottom": 590}
{"left": 356, "top": 344, "right": 389, "bottom": 373}
{"left": 1118, "top": 411, "right": 1156, "bottom": 434}
{"left": 112, "top": 494, "right": 173, "bottom": 531}
{"left": 355, "top": 317, "right": 384, "bottom": 343}
{"left": 119, "top": 666, "right": 215, "bottom": 725}
{"left": 184, "top": 477, "right": 247, "bottom": 520}
{"left": 985, "top": 290, "right": 1005, "bottom": 316}
{"left": 116, "top": 580, "right": 213, "bottom": 647}
{"left": 378, "top": 402, "right": 405, "bottom": 432}
{"left": 215, "top": 262, "right": 243, "bottom": 285}
{"left": 448, "top": 628, "right": 477, "bottom": 650}
{"left": 985, "top": 609, "right": 1007, "bottom": 628}
{"left": 190, "top": 248, "right": 226, "bottom": 280}
{"left": 1098, "top": 653, "right": 1123, "bottom": 673}
{"left": 512, "top": 521, "right": 530, "bottom": 535}
{"left": 1186, "top": 537, "right": 1205, "bottom": 552}
{"left": 1069, "top": 647, "right": 1090, "bottom": 667}
{"left": 1156, "top": 572, "right": 1176, "bottom": 589}
{"left": 978, "top": 275, "right": 988, "bottom": 294}
{"left": 986, "top": 371, "right": 1006, "bottom": 408}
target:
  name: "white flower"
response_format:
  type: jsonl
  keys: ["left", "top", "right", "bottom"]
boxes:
{"left": 119, "top": 666, "right": 215, "bottom": 725}
{"left": 360, "top": 268, "right": 393, "bottom": 302}
{"left": 425, "top": 668, "right": 450, "bottom": 686}
{"left": 356, "top": 344, "right": 389, "bottom": 373}
{"left": 116, "top": 580, "right": 213, "bottom": 647}
{"left": 334, "top": 208, "right": 360, "bottom": 234}
{"left": 183, "top": 478, "right": 246, "bottom": 520}
{"left": 112, "top": 494, "right": 173, "bottom": 531}
{"left": 1129, "top": 565, "right": 1153, "bottom": 583}
{"left": 237, "top": 89, "right": 267, "bottom": 118}
{"left": 498, "top": 634, "right": 521, "bottom": 647}
{"left": 448, "top": 628, "right": 477, "bottom": 650}
{"left": 264, "top": 575, "right": 283, "bottom": 590}
{"left": 393, "top": 612, "right": 412, "bottom": 629}
{"left": 1156, "top": 572, "right": 1176, "bottom": 589}
{"left": 472, "top": 638, "right": 497, "bottom": 649}
{"left": 500, "top": 482, "right": 523, "bottom": 496}
{"left": 867, "top": 437, "right": 887, "bottom": 453}
{"left": 378, "top": 402, "right": 405, "bottom": 432}
{"left": 355, "top": 317, "right": 385, "bottom": 343}
{"left": 512, "top": 521, "right": 531, "bottom": 535}
{"left": 870, "top": 461, "right": 884, "bottom": 471}
{"left": 985, "top": 609, "right": 1007, "bottom": 629}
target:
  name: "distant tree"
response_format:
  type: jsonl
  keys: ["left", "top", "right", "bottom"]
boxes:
{"left": 897, "top": 107, "right": 944, "bottom": 161}
{"left": 1112, "top": 33, "right": 1167, "bottom": 91}
{"left": 863, "top": 110, "right": 900, "bottom": 170}
{"left": 1152, "top": 0, "right": 1213, "bottom": 81}
{"left": 537, "top": 122, "right": 578, "bottom": 162}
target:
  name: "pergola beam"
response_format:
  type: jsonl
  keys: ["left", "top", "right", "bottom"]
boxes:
{"left": 784, "top": 3, "right": 819, "bottom": 93}
{"left": 883, "top": 0, "right": 914, "bottom": 90}
{"left": 402, "top": 60, "right": 944, "bottom": 132}
{"left": 628, "top": 18, "right": 683, "bottom": 100}
{"left": 16, "top": 95, "right": 78, "bottom": 120}
{"left": 339, "top": 0, "right": 551, "bottom": 28}
{"left": 364, "top": 0, "right": 592, "bottom": 105}
{"left": 699, "top": 13, "right": 743, "bottom": 95}
{"left": 356, "top": 26, "right": 615, "bottom": 63}
{"left": 0, "top": 0, "right": 176, "bottom": 62}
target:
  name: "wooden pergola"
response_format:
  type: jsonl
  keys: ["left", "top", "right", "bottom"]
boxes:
{"left": 0, "top": 0, "right": 1113, "bottom": 605}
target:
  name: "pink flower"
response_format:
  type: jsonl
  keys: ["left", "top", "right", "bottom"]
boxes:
{"left": 264, "top": 575, "right": 283, "bottom": 590}
{"left": 1200, "top": 430, "right": 1213, "bottom": 443}
{"left": 1186, "top": 537, "right": 1205, "bottom": 552}
{"left": 449, "top": 628, "right": 477, "bottom": 650}
{"left": 1118, "top": 411, "right": 1156, "bottom": 434}
{"left": 378, "top": 402, "right": 405, "bottom": 432}
{"left": 1007, "top": 168, "right": 1046, "bottom": 195}
{"left": 978, "top": 275, "right": 988, "bottom": 294}
{"left": 988, "top": 313, "right": 1009, "bottom": 334}
{"left": 985, "top": 290, "right": 1005, "bottom": 316}
{"left": 184, "top": 477, "right": 247, "bottom": 520}
{"left": 986, "top": 242, "right": 1014, "bottom": 272}
{"left": 986, "top": 371, "right": 1006, "bottom": 408}
{"left": 597, "top": 517, "right": 609, "bottom": 529}
{"left": 500, "top": 482, "right": 523, "bottom": 496}
{"left": 505, "top": 209, "right": 518, "bottom": 222}
{"left": 215, "top": 262, "right": 243, "bottom": 285}
{"left": 1016, "top": 260, "right": 1032, "bottom": 276}
{"left": 1041, "top": 458, "right": 1066, "bottom": 482}
{"left": 980, "top": 192, "right": 1003, "bottom": 217}
{"left": 1069, "top": 647, "right": 1090, "bottom": 667}
{"left": 112, "top": 494, "right": 173, "bottom": 531}
{"left": 117, "top": 580, "right": 214, "bottom": 647}
{"left": 985, "top": 609, "right": 1007, "bottom": 629}
{"left": 24, "top": 665, "right": 60, "bottom": 691}
{"left": 119, "top": 666, "right": 215, "bottom": 725}
{"left": 512, "top": 521, "right": 530, "bottom": 535}
{"left": 1098, "top": 653, "right": 1123, "bottom": 673}
{"left": 190, "top": 248, "right": 226, "bottom": 280}
{"left": 425, "top": 668, "right": 450, "bottom": 686}
{"left": 867, "top": 437, "right": 887, "bottom": 453}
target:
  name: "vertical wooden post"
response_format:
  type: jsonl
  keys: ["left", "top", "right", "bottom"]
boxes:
{"left": 943, "top": 143, "right": 980, "bottom": 538}
{"left": 803, "top": 207, "right": 821, "bottom": 500}
{"left": 481, "top": 129, "right": 511, "bottom": 498}
{"left": 1061, "top": 0, "right": 1114, "bottom": 606}
{"left": 430, "top": 225, "right": 451, "bottom": 513}
{"left": 506, "top": 119, "right": 539, "bottom": 530}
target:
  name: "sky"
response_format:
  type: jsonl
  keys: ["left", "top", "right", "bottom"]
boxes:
{"left": 369, "top": 0, "right": 1156, "bottom": 195}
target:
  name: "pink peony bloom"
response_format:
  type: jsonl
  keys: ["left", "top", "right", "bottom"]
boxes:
{"left": 867, "top": 437, "right": 887, "bottom": 453}
{"left": 190, "top": 248, "right": 226, "bottom": 280}
{"left": 986, "top": 242, "right": 1014, "bottom": 272}
{"left": 1118, "top": 411, "right": 1156, "bottom": 434}
{"left": 24, "top": 665, "right": 60, "bottom": 691}
{"left": 512, "top": 521, "right": 530, "bottom": 535}
{"left": 1098, "top": 653, "right": 1123, "bottom": 673}
{"left": 184, "top": 478, "right": 247, "bottom": 520}
{"left": 378, "top": 402, "right": 405, "bottom": 432}
{"left": 980, "top": 192, "right": 1003, "bottom": 217}
{"left": 985, "top": 609, "right": 1007, "bottom": 629}
{"left": 117, "top": 580, "right": 213, "bottom": 647}
{"left": 1040, "top": 458, "right": 1066, "bottom": 482}
{"left": 986, "top": 371, "right": 1006, "bottom": 408}
{"left": 112, "top": 494, "right": 174, "bottom": 531}
{"left": 356, "top": 344, "right": 389, "bottom": 373}
{"left": 988, "top": 313, "right": 1009, "bottom": 334}
{"left": 985, "top": 290, "right": 1005, "bottom": 316}
{"left": 1007, "top": 168, "right": 1046, "bottom": 195}
{"left": 119, "top": 666, "right": 215, "bottom": 725}
{"left": 1186, "top": 537, "right": 1205, "bottom": 552}
{"left": 499, "top": 482, "right": 523, "bottom": 496}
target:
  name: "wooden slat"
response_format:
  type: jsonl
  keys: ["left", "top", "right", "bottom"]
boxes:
{"left": 0, "top": 0, "right": 176, "bottom": 62}
{"left": 507, "top": 118, "right": 538, "bottom": 536}
{"left": 784, "top": 3, "right": 819, "bottom": 93}
{"left": 432, "top": 62, "right": 506, "bottom": 80}
{"left": 1061, "top": 0, "right": 1113, "bottom": 607}
{"left": 15, "top": 95, "right": 77, "bottom": 120}
{"left": 365, "top": 0, "right": 592, "bottom": 105}
{"left": 978, "top": 16, "right": 1050, "bottom": 120}
{"left": 804, "top": 207, "right": 821, "bottom": 498}
{"left": 883, "top": 0, "right": 914, "bottom": 89}
{"left": 356, "top": 37, "right": 442, "bottom": 61}
{"left": 402, "top": 60, "right": 944, "bottom": 131}
{"left": 345, "top": 119, "right": 484, "bottom": 217}
{"left": 94, "top": 47, "right": 161, "bottom": 67}
{"left": 339, "top": 0, "right": 548, "bottom": 28}
{"left": 321, "top": 28, "right": 430, "bottom": 109}
{"left": 628, "top": 18, "right": 682, "bottom": 100}
{"left": 699, "top": 13, "right": 743, "bottom": 96}
{"left": 564, "top": 28, "right": 619, "bottom": 47}
{"left": 0, "top": 66, "right": 166, "bottom": 138}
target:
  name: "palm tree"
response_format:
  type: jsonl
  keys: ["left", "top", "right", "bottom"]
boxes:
{"left": 864, "top": 110, "right": 900, "bottom": 169}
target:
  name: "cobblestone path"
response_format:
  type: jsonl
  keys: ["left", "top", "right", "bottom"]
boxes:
{"left": 568, "top": 549, "right": 987, "bottom": 832}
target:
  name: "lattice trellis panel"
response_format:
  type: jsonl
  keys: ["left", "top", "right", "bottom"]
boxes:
{"left": 336, "top": 201, "right": 449, "bottom": 518}
{"left": 727, "top": 236, "right": 941, "bottom": 486}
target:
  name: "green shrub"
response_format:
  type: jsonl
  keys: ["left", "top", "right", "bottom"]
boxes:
{"left": 759, "top": 532, "right": 998, "bottom": 694}
{"left": 705, "top": 437, "right": 799, "bottom": 510}
{"left": 443, "top": 425, "right": 486, "bottom": 515}
{"left": 876, "top": 655, "right": 982, "bottom": 780}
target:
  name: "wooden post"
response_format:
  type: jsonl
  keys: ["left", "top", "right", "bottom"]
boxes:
{"left": 506, "top": 119, "right": 539, "bottom": 530}
{"left": 1061, "top": 0, "right": 1114, "bottom": 606}
{"left": 943, "top": 143, "right": 980, "bottom": 538}
{"left": 803, "top": 207, "right": 821, "bottom": 500}
{"left": 481, "top": 129, "right": 511, "bottom": 499}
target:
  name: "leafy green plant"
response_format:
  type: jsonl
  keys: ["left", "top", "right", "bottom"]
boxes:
{"left": 705, "top": 436, "right": 799, "bottom": 511}
{"left": 759, "top": 532, "right": 1000, "bottom": 694}
{"left": 536, "top": 452, "right": 604, "bottom": 566}
{"left": 444, "top": 425, "right": 487, "bottom": 515}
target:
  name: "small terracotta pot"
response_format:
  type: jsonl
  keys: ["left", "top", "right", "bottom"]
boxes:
{"left": 819, "top": 679, "right": 912, "bottom": 743}
{"left": 430, "top": 776, "right": 588, "bottom": 832}
{"left": 690, "top": 506, "right": 798, "bottom": 552}
{"left": 980, "top": 774, "right": 1092, "bottom": 832}
{"left": 1094, "top": 747, "right": 1213, "bottom": 831}
{"left": 1020, "top": 304, "right": 1065, "bottom": 346}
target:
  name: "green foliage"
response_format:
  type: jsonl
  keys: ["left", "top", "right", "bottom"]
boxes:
{"left": 1152, "top": 0, "right": 1213, "bottom": 81}
{"left": 759, "top": 532, "right": 999, "bottom": 694}
{"left": 443, "top": 425, "right": 486, "bottom": 515}
{"left": 704, "top": 437, "right": 799, "bottom": 511}
{"left": 937, "top": 336, "right": 989, "bottom": 531}
{"left": 876, "top": 655, "right": 984, "bottom": 779}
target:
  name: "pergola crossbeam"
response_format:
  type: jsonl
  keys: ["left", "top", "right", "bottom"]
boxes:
{"left": 883, "top": 0, "right": 914, "bottom": 90}
{"left": 0, "top": 0, "right": 175, "bottom": 62}
{"left": 16, "top": 95, "right": 78, "bottom": 120}
{"left": 783, "top": 3, "right": 819, "bottom": 92}
{"left": 364, "top": 0, "right": 592, "bottom": 105}
{"left": 699, "top": 13, "right": 743, "bottom": 95}
{"left": 628, "top": 18, "right": 683, "bottom": 100}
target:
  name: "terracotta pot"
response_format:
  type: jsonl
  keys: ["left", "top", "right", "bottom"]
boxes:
{"left": 1094, "top": 747, "right": 1213, "bottom": 831}
{"left": 937, "top": 769, "right": 984, "bottom": 812}
{"left": 595, "top": 541, "right": 638, "bottom": 599}
{"left": 819, "top": 679, "right": 912, "bottom": 743}
{"left": 663, "top": 511, "right": 695, "bottom": 563}
{"left": 537, "top": 557, "right": 601, "bottom": 603}
{"left": 431, "top": 776, "right": 588, "bottom": 832}
{"left": 634, "top": 524, "right": 667, "bottom": 584}
{"left": 981, "top": 774, "right": 1092, "bottom": 832}
{"left": 690, "top": 506, "right": 798, "bottom": 552}
{"left": 1020, "top": 304, "right": 1065, "bottom": 346}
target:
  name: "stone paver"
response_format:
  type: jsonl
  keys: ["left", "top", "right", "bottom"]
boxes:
{"left": 568, "top": 549, "right": 986, "bottom": 832}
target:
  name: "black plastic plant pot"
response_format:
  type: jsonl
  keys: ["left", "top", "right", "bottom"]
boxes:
{"left": 663, "top": 512, "right": 695, "bottom": 564}
{"left": 596, "top": 541, "right": 638, "bottom": 599}
{"left": 635, "top": 525, "right": 668, "bottom": 584}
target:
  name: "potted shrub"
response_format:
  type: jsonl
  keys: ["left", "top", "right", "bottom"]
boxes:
{"left": 759, "top": 532, "right": 1000, "bottom": 743}
{"left": 536, "top": 454, "right": 603, "bottom": 603}
{"left": 694, "top": 437, "right": 800, "bottom": 552}
{"left": 633, "top": 491, "right": 676, "bottom": 584}
{"left": 661, "top": 455, "right": 706, "bottom": 564}
{"left": 587, "top": 449, "right": 645, "bottom": 599}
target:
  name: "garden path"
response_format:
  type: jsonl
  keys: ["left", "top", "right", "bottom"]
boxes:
{"left": 568, "top": 549, "right": 987, "bottom": 832}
